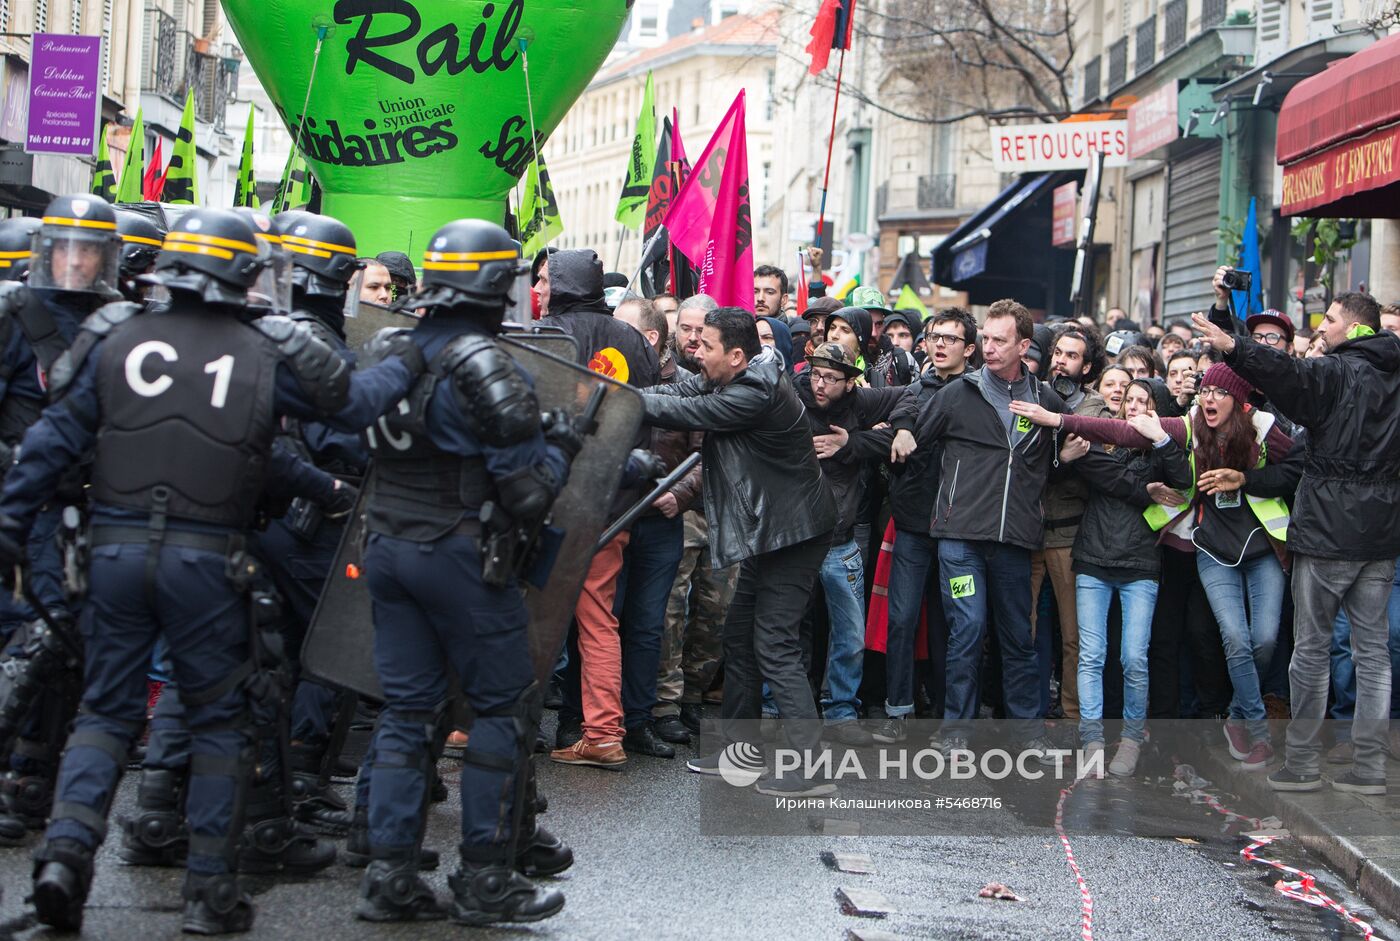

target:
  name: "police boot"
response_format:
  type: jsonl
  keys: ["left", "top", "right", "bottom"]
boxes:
{"left": 0, "top": 770, "right": 54, "bottom": 832}
{"left": 343, "top": 806, "right": 439, "bottom": 871}
{"left": 517, "top": 824, "right": 572, "bottom": 877}
{"left": 355, "top": 853, "right": 446, "bottom": 923}
{"left": 448, "top": 846, "right": 565, "bottom": 926}
{"left": 31, "top": 837, "right": 95, "bottom": 932}
{"left": 236, "top": 781, "right": 336, "bottom": 875}
{"left": 288, "top": 743, "right": 352, "bottom": 835}
{"left": 181, "top": 871, "right": 254, "bottom": 935}
{"left": 119, "top": 768, "right": 189, "bottom": 866}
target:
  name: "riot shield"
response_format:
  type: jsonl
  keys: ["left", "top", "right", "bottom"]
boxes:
{"left": 301, "top": 330, "right": 643, "bottom": 699}
{"left": 343, "top": 301, "right": 418, "bottom": 349}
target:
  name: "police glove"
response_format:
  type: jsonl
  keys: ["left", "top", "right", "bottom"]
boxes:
{"left": 542, "top": 408, "right": 584, "bottom": 459}
{"left": 364, "top": 328, "right": 426, "bottom": 379}
{"left": 624, "top": 449, "right": 668, "bottom": 485}
{"left": 322, "top": 479, "right": 359, "bottom": 519}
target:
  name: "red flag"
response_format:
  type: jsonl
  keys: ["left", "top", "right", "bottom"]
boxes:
{"left": 664, "top": 91, "right": 753, "bottom": 311}
{"left": 806, "top": 0, "right": 856, "bottom": 74}
{"left": 142, "top": 138, "right": 164, "bottom": 201}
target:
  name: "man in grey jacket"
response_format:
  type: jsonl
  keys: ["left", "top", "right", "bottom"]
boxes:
{"left": 641, "top": 307, "right": 837, "bottom": 796}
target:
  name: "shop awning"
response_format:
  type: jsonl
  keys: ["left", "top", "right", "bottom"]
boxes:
{"left": 1277, "top": 32, "right": 1400, "bottom": 217}
{"left": 931, "top": 170, "right": 1080, "bottom": 312}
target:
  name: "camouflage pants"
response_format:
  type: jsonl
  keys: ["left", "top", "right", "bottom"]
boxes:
{"left": 654, "top": 513, "right": 737, "bottom": 718}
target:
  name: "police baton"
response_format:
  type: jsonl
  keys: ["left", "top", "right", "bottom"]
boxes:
{"left": 595, "top": 452, "right": 701, "bottom": 552}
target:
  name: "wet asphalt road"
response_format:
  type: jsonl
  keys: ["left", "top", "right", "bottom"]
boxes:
{"left": 0, "top": 719, "right": 1396, "bottom": 941}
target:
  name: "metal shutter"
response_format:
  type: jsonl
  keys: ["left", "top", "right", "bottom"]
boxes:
{"left": 1162, "top": 144, "right": 1222, "bottom": 322}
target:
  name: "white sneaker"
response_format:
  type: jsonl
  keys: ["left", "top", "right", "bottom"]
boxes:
{"left": 1108, "top": 739, "right": 1141, "bottom": 778}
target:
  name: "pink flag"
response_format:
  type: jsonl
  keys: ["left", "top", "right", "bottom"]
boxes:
{"left": 664, "top": 91, "right": 753, "bottom": 311}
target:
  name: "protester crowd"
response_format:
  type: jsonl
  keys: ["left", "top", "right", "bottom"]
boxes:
{"left": 535, "top": 251, "right": 1400, "bottom": 797}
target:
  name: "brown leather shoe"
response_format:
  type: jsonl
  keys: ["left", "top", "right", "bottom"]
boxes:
{"left": 549, "top": 739, "right": 627, "bottom": 769}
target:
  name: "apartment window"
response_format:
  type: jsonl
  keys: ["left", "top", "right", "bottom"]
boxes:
{"left": 1162, "top": 0, "right": 1185, "bottom": 53}
{"left": 764, "top": 69, "right": 775, "bottom": 121}
{"left": 71, "top": 0, "right": 82, "bottom": 33}
{"left": 637, "top": 1, "right": 658, "bottom": 38}
{"left": 760, "top": 161, "right": 771, "bottom": 224}
{"left": 1081, "top": 55, "right": 1101, "bottom": 105}
{"left": 1135, "top": 15, "right": 1155, "bottom": 76}
{"left": 1107, "top": 37, "right": 1127, "bottom": 91}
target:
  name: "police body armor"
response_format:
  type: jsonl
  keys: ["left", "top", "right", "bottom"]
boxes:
{"left": 0, "top": 291, "right": 81, "bottom": 443}
{"left": 364, "top": 342, "right": 500, "bottom": 543}
{"left": 91, "top": 310, "right": 278, "bottom": 528}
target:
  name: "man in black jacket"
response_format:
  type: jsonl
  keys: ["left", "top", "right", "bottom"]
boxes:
{"left": 536, "top": 250, "right": 661, "bottom": 770}
{"left": 911, "top": 300, "right": 1069, "bottom": 755}
{"left": 799, "top": 344, "right": 905, "bottom": 746}
{"left": 1195, "top": 293, "right": 1400, "bottom": 795}
{"left": 641, "top": 308, "right": 837, "bottom": 796}
{"left": 857, "top": 308, "right": 978, "bottom": 743}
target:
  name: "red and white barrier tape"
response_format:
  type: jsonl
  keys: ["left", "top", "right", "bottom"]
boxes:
{"left": 1054, "top": 777, "right": 1095, "bottom": 941}
{"left": 1173, "top": 764, "right": 1383, "bottom": 941}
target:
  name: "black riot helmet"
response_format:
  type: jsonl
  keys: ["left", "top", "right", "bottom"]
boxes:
{"left": 0, "top": 217, "right": 41, "bottom": 282}
{"left": 29, "top": 194, "right": 121, "bottom": 295}
{"left": 233, "top": 207, "right": 293, "bottom": 314}
{"left": 115, "top": 210, "right": 165, "bottom": 281}
{"left": 152, "top": 208, "right": 265, "bottom": 307}
{"left": 403, "top": 219, "right": 528, "bottom": 317}
{"left": 281, "top": 213, "right": 359, "bottom": 299}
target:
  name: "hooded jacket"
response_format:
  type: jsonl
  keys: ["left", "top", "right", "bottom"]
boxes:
{"left": 642, "top": 348, "right": 836, "bottom": 567}
{"left": 829, "top": 307, "right": 872, "bottom": 361}
{"left": 537, "top": 249, "right": 660, "bottom": 390}
{"left": 759, "top": 316, "right": 794, "bottom": 375}
{"left": 912, "top": 366, "right": 1070, "bottom": 550}
{"left": 1225, "top": 330, "right": 1400, "bottom": 560}
{"left": 795, "top": 373, "right": 905, "bottom": 543}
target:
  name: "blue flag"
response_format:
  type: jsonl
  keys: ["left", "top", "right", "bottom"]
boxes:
{"left": 1233, "top": 197, "right": 1264, "bottom": 317}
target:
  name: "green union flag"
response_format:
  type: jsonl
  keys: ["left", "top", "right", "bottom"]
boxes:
{"left": 613, "top": 71, "right": 656, "bottom": 230}
{"left": 234, "top": 108, "right": 259, "bottom": 208}
{"left": 274, "top": 150, "right": 314, "bottom": 212}
{"left": 91, "top": 125, "right": 116, "bottom": 203}
{"left": 163, "top": 90, "right": 200, "bottom": 204}
{"left": 114, "top": 109, "right": 145, "bottom": 204}
{"left": 520, "top": 154, "right": 562, "bottom": 258}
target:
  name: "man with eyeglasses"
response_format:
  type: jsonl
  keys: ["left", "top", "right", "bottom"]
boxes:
{"left": 796, "top": 343, "right": 906, "bottom": 745}
{"left": 1246, "top": 310, "right": 1294, "bottom": 353}
{"left": 853, "top": 309, "right": 978, "bottom": 743}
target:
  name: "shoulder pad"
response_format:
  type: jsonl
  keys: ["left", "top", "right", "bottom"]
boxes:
{"left": 260, "top": 316, "right": 349, "bottom": 414}
{"left": 0, "top": 280, "right": 24, "bottom": 318}
{"left": 441, "top": 334, "right": 540, "bottom": 446}
{"left": 83, "top": 301, "right": 142, "bottom": 337}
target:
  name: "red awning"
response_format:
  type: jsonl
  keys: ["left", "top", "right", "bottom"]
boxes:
{"left": 1277, "top": 33, "right": 1400, "bottom": 217}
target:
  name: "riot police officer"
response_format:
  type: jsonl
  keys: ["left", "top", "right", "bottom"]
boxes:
{"left": 0, "top": 196, "right": 122, "bottom": 843}
{"left": 0, "top": 217, "right": 40, "bottom": 281}
{"left": 262, "top": 210, "right": 373, "bottom": 830}
{"left": 0, "top": 207, "right": 423, "bottom": 934}
{"left": 114, "top": 210, "right": 165, "bottom": 300}
{"left": 118, "top": 207, "right": 344, "bottom": 877}
{"left": 353, "top": 219, "right": 572, "bottom": 925}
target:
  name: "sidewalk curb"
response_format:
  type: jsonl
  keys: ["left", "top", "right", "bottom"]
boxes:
{"left": 1182, "top": 737, "right": 1400, "bottom": 922}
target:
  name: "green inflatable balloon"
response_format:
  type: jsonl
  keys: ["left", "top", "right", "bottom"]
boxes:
{"left": 221, "top": 0, "right": 628, "bottom": 255}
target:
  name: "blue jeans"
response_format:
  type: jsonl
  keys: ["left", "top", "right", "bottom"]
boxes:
{"left": 1196, "top": 551, "right": 1285, "bottom": 743}
{"left": 883, "top": 529, "right": 945, "bottom": 718}
{"left": 939, "top": 539, "right": 1038, "bottom": 739}
{"left": 819, "top": 539, "right": 866, "bottom": 723}
{"left": 614, "top": 513, "right": 685, "bottom": 729}
{"left": 1075, "top": 574, "right": 1158, "bottom": 745}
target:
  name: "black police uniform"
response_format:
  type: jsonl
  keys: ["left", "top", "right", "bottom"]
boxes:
{"left": 0, "top": 196, "right": 122, "bottom": 842}
{"left": 1, "top": 208, "right": 420, "bottom": 934}
{"left": 353, "top": 219, "right": 570, "bottom": 926}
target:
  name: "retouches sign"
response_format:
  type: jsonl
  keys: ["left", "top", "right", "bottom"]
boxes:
{"left": 220, "top": 0, "right": 629, "bottom": 254}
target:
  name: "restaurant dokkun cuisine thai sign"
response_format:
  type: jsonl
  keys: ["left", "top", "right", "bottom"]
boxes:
{"left": 24, "top": 33, "right": 103, "bottom": 158}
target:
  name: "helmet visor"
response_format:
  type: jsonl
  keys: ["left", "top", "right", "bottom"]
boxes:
{"left": 30, "top": 229, "right": 119, "bottom": 293}
{"left": 248, "top": 237, "right": 293, "bottom": 314}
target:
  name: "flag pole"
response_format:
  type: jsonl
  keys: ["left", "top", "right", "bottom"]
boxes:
{"left": 814, "top": 45, "right": 847, "bottom": 255}
{"left": 614, "top": 224, "right": 629, "bottom": 271}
